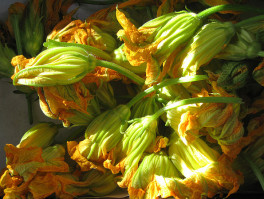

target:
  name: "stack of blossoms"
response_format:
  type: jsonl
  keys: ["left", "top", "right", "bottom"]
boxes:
{"left": 1, "top": 0, "right": 264, "bottom": 198}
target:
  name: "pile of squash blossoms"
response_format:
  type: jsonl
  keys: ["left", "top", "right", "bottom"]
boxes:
{"left": 1, "top": 0, "right": 264, "bottom": 198}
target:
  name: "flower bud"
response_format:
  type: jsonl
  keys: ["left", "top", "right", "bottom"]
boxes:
{"left": 216, "top": 28, "right": 262, "bottom": 61}
{"left": 13, "top": 46, "right": 97, "bottom": 87}
{"left": 217, "top": 61, "right": 249, "bottom": 91}
{"left": 17, "top": 123, "right": 58, "bottom": 149}
{"left": 21, "top": 1, "right": 44, "bottom": 57}
{"left": 171, "top": 21, "right": 236, "bottom": 77}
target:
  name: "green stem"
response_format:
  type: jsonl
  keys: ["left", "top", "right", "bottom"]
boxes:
{"left": 197, "top": 4, "right": 264, "bottom": 20}
{"left": 151, "top": 97, "right": 242, "bottom": 120}
{"left": 26, "top": 93, "right": 33, "bottom": 125}
{"left": 44, "top": 40, "right": 112, "bottom": 61}
{"left": 96, "top": 60, "right": 145, "bottom": 85}
{"left": 235, "top": 15, "right": 264, "bottom": 28}
{"left": 126, "top": 75, "right": 208, "bottom": 108}
{"left": 242, "top": 152, "right": 264, "bottom": 191}
{"left": 76, "top": 0, "right": 122, "bottom": 5}
{"left": 11, "top": 15, "right": 23, "bottom": 55}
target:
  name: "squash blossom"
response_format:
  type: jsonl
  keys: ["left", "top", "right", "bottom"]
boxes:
{"left": 168, "top": 133, "right": 243, "bottom": 198}
{"left": 166, "top": 100, "right": 200, "bottom": 144}
{"left": 169, "top": 132, "right": 220, "bottom": 178}
{"left": 47, "top": 20, "right": 117, "bottom": 53}
{"left": 216, "top": 28, "right": 264, "bottom": 61}
{"left": 12, "top": 46, "right": 97, "bottom": 87}
{"left": 28, "top": 169, "right": 117, "bottom": 198}
{"left": 116, "top": 8, "right": 202, "bottom": 83}
{"left": 80, "top": 170, "right": 117, "bottom": 196}
{"left": 130, "top": 96, "right": 162, "bottom": 118}
{"left": 129, "top": 151, "right": 190, "bottom": 199}
{"left": 0, "top": 42, "right": 16, "bottom": 78}
{"left": 167, "top": 95, "right": 245, "bottom": 157}
{"left": 207, "top": 103, "right": 244, "bottom": 145}
{"left": 86, "top": 81, "right": 117, "bottom": 109}
{"left": 104, "top": 115, "right": 168, "bottom": 188}
{"left": 17, "top": 122, "right": 58, "bottom": 148}
{"left": 67, "top": 105, "right": 130, "bottom": 172}
{"left": 170, "top": 21, "right": 236, "bottom": 77}
{"left": 37, "top": 82, "right": 100, "bottom": 127}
